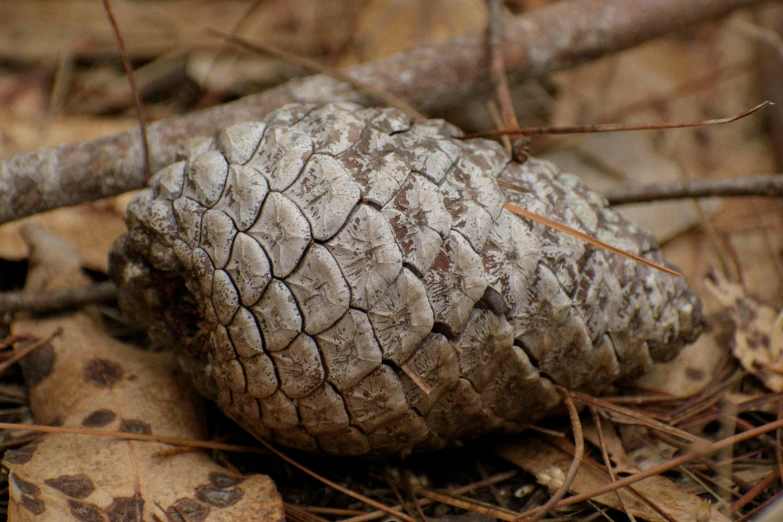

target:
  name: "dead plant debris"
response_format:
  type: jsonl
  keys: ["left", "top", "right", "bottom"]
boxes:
{"left": 1, "top": 0, "right": 783, "bottom": 521}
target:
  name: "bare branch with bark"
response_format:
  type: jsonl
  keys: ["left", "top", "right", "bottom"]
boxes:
{"left": 606, "top": 173, "right": 783, "bottom": 205}
{"left": 0, "top": 0, "right": 765, "bottom": 225}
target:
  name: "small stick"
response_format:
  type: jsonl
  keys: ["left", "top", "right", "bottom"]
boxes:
{"left": 0, "top": 281, "right": 117, "bottom": 314}
{"left": 101, "top": 0, "right": 150, "bottom": 180}
{"left": 606, "top": 173, "right": 783, "bottom": 205}
{"left": 736, "top": 488, "right": 783, "bottom": 522}
{"left": 503, "top": 201, "right": 681, "bottom": 277}
{"left": 197, "top": 0, "right": 265, "bottom": 95}
{"left": 570, "top": 390, "right": 706, "bottom": 444}
{"left": 777, "top": 399, "right": 783, "bottom": 490}
{"left": 463, "top": 101, "right": 773, "bottom": 139}
{"left": 1, "top": 328, "right": 62, "bottom": 375}
{"left": 250, "top": 437, "right": 415, "bottom": 522}
{"left": 401, "top": 363, "right": 432, "bottom": 395}
{"left": 303, "top": 507, "right": 365, "bottom": 516}
{"left": 589, "top": 408, "right": 638, "bottom": 522}
{"left": 518, "top": 417, "right": 783, "bottom": 517}
{"left": 413, "top": 489, "right": 518, "bottom": 521}
{"left": 341, "top": 470, "right": 518, "bottom": 522}
{"left": 724, "top": 468, "right": 780, "bottom": 516}
{"left": 489, "top": 0, "right": 519, "bottom": 133}
{"left": 0, "top": 421, "right": 269, "bottom": 454}
{"left": 517, "top": 386, "right": 584, "bottom": 522}
{"left": 207, "top": 29, "right": 426, "bottom": 122}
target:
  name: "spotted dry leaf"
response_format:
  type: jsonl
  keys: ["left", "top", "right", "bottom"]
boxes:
{"left": 5, "top": 225, "right": 283, "bottom": 522}
{"left": 499, "top": 428, "right": 732, "bottom": 522}
{"left": 705, "top": 272, "right": 783, "bottom": 392}
{"left": 110, "top": 102, "right": 703, "bottom": 457}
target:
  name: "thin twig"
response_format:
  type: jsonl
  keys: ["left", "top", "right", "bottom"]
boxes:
{"left": 101, "top": 0, "right": 150, "bottom": 180}
{"left": 285, "top": 503, "right": 330, "bottom": 522}
{"left": 0, "top": 281, "right": 117, "bottom": 314}
{"left": 503, "top": 202, "right": 681, "bottom": 276}
{"left": 518, "top": 386, "right": 584, "bottom": 522}
{"left": 589, "top": 408, "right": 638, "bottom": 522}
{"left": 570, "top": 391, "right": 706, "bottom": 444}
{"left": 777, "top": 399, "right": 783, "bottom": 490}
{"left": 303, "top": 507, "right": 365, "bottom": 517}
{"left": 403, "top": 472, "right": 430, "bottom": 522}
{"left": 546, "top": 433, "right": 675, "bottom": 521}
{"left": 251, "top": 437, "right": 414, "bottom": 522}
{"left": 489, "top": 0, "right": 519, "bottom": 133}
{"left": 197, "top": 0, "right": 265, "bottom": 94}
{"left": 341, "top": 470, "right": 518, "bottom": 522}
{"left": 412, "top": 489, "right": 518, "bottom": 520}
{"left": 0, "top": 421, "right": 268, "bottom": 454}
{"left": 519, "top": 417, "right": 783, "bottom": 518}
{"left": 463, "top": 101, "right": 772, "bottom": 138}
{"left": 0, "top": 328, "right": 62, "bottom": 375}
{"left": 736, "top": 488, "right": 783, "bottom": 522}
{"left": 724, "top": 468, "right": 781, "bottom": 516}
{"left": 606, "top": 173, "right": 783, "bottom": 205}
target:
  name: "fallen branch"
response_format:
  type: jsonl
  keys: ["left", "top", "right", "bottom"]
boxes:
{"left": 0, "top": 281, "right": 117, "bottom": 314}
{"left": 0, "top": 0, "right": 764, "bottom": 224}
{"left": 606, "top": 173, "right": 783, "bottom": 205}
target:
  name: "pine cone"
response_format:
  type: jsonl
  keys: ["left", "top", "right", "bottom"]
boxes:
{"left": 109, "top": 102, "right": 703, "bottom": 456}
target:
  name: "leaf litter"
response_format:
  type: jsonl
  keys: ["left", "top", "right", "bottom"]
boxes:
{"left": 1, "top": 0, "right": 783, "bottom": 521}
{"left": 4, "top": 224, "right": 284, "bottom": 521}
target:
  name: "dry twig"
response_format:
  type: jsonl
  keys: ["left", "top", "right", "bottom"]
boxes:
{"left": 517, "top": 387, "right": 584, "bottom": 522}
{"left": 502, "top": 202, "right": 681, "bottom": 276}
{"left": 0, "top": 281, "right": 117, "bottom": 314}
{"left": 341, "top": 470, "right": 518, "bottom": 522}
{"left": 488, "top": 0, "right": 519, "bottom": 138}
{"left": 606, "top": 173, "right": 783, "bottom": 205}
{"left": 590, "top": 408, "right": 638, "bottom": 522}
{"left": 523, "top": 417, "right": 783, "bottom": 517}
{"left": 0, "top": 328, "right": 62, "bottom": 375}
{"left": 101, "top": 0, "right": 150, "bottom": 180}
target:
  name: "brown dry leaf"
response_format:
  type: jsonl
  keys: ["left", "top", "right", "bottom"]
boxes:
{"left": 4, "top": 224, "right": 284, "bottom": 521}
{"left": 581, "top": 418, "right": 640, "bottom": 476}
{"left": 498, "top": 435, "right": 730, "bottom": 522}
{"left": 0, "top": 199, "right": 130, "bottom": 273}
{"left": 634, "top": 331, "right": 726, "bottom": 397}
{"left": 616, "top": 425, "right": 679, "bottom": 472}
{"left": 705, "top": 272, "right": 783, "bottom": 392}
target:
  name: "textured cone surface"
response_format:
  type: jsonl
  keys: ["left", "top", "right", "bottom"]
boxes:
{"left": 110, "top": 103, "right": 703, "bottom": 456}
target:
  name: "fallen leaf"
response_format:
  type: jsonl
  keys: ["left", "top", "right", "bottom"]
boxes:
{"left": 705, "top": 271, "right": 783, "bottom": 392}
{"left": 0, "top": 198, "right": 130, "bottom": 273}
{"left": 634, "top": 332, "right": 727, "bottom": 398}
{"left": 498, "top": 435, "right": 730, "bottom": 522}
{"left": 4, "top": 224, "right": 284, "bottom": 521}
